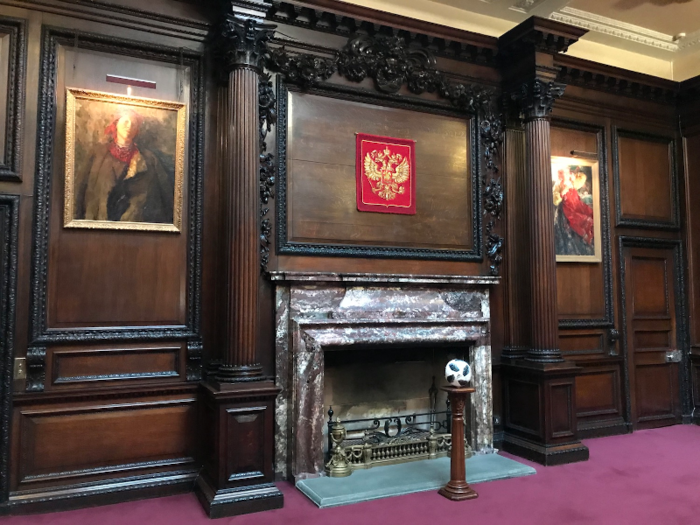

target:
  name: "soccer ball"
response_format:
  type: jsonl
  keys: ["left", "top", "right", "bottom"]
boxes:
{"left": 445, "top": 359, "right": 472, "bottom": 387}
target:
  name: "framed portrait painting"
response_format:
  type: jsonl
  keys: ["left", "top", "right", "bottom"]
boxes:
{"left": 64, "top": 88, "right": 186, "bottom": 232}
{"left": 551, "top": 156, "right": 602, "bottom": 263}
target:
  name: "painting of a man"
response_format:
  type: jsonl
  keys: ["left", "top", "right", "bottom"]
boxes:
{"left": 551, "top": 157, "right": 601, "bottom": 262}
{"left": 65, "top": 88, "right": 186, "bottom": 232}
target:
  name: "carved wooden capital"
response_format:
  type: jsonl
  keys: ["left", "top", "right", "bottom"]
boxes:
{"left": 212, "top": 15, "right": 276, "bottom": 73}
{"left": 511, "top": 78, "right": 566, "bottom": 121}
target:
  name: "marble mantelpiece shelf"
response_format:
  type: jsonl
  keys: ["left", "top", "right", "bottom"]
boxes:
{"left": 295, "top": 318, "right": 491, "bottom": 326}
{"left": 269, "top": 272, "right": 500, "bottom": 286}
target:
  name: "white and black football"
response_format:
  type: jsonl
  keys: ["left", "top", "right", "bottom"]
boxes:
{"left": 444, "top": 359, "right": 472, "bottom": 387}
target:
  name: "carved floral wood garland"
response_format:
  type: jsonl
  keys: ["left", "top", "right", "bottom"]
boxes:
{"left": 259, "top": 72, "right": 276, "bottom": 272}
{"left": 258, "top": 33, "right": 504, "bottom": 275}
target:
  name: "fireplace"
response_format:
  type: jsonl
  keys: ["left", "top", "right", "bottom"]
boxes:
{"left": 271, "top": 272, "right": 498, "bottom": 480}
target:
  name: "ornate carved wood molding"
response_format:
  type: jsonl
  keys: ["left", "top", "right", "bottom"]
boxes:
{"left": 29, "top": 28, "right": 205, "bottom": 380}
{"left": 259, "top": 72, "right": 276, "bottom": 273}
{"left": 266, "top": 1, "right": 498, "bottom": 66}
{"left": 511, "top": 78, "right": 566, "bottom": 121}
{"left": 336, "top": 34, "right": 437, "bottom": 94}
{"left": 25, "top": 346, "right": 46, "bottom": 393}
{"left": 0, "top": 194, "right": 19, "bottom": 499}
{"left": 0, "top": 17, "right": 26, "bottom": 182}
{"left": 266, "top": 49, "right": 336, "bottom": 88}
{"left": 481, "top": 112, "right": 504, "bottom": 276}
{"left": 268, "top": 34, "right": 494, "bottom": 113}
{"left": 267, "top": 32, "right": 505, "bottom": 274}
{"left": 212, "top": 15, "right": 276, "bottom": 74}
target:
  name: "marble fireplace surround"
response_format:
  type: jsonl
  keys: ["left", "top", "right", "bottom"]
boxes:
{"left": 271, "top": 272, "right": 499, "bottom": 480}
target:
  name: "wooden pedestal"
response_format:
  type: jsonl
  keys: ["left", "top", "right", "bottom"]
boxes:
{"left": 195, "top": 381, "right": 283, "bottom": 518}
{"left": 439, "top": 386, "right": 478, "bottom": 501}
{"left": 501, "top": 361, "right": 589, "bottom": 466}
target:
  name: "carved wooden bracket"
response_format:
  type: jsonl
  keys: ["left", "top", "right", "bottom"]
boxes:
{"left": 25, "top": 346, "right": 46, "bottom": 392}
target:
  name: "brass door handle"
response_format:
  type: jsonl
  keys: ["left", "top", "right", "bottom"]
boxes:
{"left": 665, "top": 349, "right": 682, "bottom": 363}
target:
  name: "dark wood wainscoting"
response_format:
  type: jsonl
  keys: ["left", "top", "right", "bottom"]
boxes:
{"left": 9, "top": 385, "right": 199, "bottom": 513}
{"left": 0, "top": 0, "right": 208, "bottom": 514}
{"left": 551, "top": 120, "right": 625, "bottom": 438}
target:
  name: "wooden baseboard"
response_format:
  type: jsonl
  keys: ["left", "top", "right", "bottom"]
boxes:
{"left": 577, "top": 419, "right": 630, "bottom": 440}
{"left": 7, "top": 470, "right": 198, "bottom": 515}
{"left": 502, "top": 434, "right": 589, "bottom": 466}
{"left": 194, "top": 474, "right": 283, "bottom": 519}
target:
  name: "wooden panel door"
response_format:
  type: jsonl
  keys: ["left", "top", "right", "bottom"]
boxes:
{"left": 623, "top": 246, "right": 681, "bottom": 429}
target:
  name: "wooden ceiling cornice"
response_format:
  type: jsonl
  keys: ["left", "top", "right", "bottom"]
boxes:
{"left": 498, "top": 16, "right": 587, "bottom": 58}
{"left": 556, "top": 54, "right": 679, "bottom": 105}
{"left": 266, "top": 0, "right": 499, "bottom": 65}
{"left": 262, "top": 2, "right": 686, "bottom": 106}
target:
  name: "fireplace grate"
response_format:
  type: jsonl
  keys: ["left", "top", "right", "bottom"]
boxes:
{"left": 325, "top": 408, "right": 473, "bottom": 475}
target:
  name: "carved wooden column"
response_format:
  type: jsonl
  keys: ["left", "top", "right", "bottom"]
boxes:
{"left": 498, "top": 17, "right": 589, "bottom": 466}
{"left": 519, "top": 79, "right": 565, "bottom": 364}
{"left": 195, "top": 9, "right": 283, "bottom": 518}
{"left": 213, "top": 16, "right": 273, "bottom": 383}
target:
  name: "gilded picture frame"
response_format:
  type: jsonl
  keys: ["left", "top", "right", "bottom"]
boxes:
{"left": 552, "top": 156, "right": 602, "bottom": 263}
{"left": 64, "top": 88, "right": 186, "bottom": 232}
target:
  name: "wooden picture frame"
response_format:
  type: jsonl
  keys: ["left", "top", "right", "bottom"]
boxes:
{"left": 64, "top": 88, "right": 186, "bottom": 232}
{"left": 552, "top": 155, "right": 602, "bottom": 263}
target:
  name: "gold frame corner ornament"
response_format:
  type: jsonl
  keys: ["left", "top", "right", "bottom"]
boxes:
{"left": 63, "top": 87, "right": 187, "bottom": 233}
{"left": 551, "top": 155, "right": 602, "bottom": 263}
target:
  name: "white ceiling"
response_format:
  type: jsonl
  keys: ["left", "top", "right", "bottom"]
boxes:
{"left": 340, "top": 0, "right": 700, "bottom": 80}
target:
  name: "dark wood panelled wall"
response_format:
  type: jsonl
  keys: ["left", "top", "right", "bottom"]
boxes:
{"left": 0, "top": 0, "right": 698, "bottom": 518}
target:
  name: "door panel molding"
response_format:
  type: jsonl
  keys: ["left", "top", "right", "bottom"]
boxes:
{"left": 612, "top": 129, "right": 680, "bottom": 230}
{"left": 618, "top": 236, "right": 690, "bottom": 427}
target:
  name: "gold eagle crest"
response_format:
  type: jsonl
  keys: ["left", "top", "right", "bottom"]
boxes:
{"left": 363, "top": 147, "right": 410, "bottom": 201}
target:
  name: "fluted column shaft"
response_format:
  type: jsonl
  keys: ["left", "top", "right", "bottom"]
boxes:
{"left": 524, "top": 115, "right": 562, "bottom": 363}
{"left": 212, "top": 16, "right": 275, "bottom": 382}
{"left": 218, "top": 65, "right": 262, "bottom": 380}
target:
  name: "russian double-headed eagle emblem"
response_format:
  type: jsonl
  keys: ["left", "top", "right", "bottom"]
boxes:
{"left": 363, "top": 147, "right": 410, "bottom": 201}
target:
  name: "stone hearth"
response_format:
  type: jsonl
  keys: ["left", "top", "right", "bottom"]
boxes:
{"left": 271, "top": 272, "right": 499, "bottom": 480}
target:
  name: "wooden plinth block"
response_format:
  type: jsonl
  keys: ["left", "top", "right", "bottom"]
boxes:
{"left": 195, "top": 381, "right": 283, "bottom": 519}
{"left": 501, "top": 361, "right": 589, "bottom": 466}
{"left": 439, "top": 385, "right": 478, "bottom": 501}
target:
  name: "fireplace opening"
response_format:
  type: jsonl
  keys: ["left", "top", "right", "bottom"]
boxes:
{"left": 322, "top": 342, "right": 474, "bottom": 471}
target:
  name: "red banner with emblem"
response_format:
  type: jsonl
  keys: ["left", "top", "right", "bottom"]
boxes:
{"left": 356, "top": 133, "right": 416, "bottom": 215}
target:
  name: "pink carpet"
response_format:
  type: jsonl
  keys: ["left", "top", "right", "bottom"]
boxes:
{"left": 5, "top": 425, "right": 700, "bottom": 525}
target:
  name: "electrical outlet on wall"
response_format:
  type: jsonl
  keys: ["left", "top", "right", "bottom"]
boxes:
{"left": 14, "top": 357, "right": 26, "bottom": 380}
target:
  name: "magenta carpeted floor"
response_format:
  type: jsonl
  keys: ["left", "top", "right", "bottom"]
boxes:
{"left": 5, "top": 425, "right": 700, "bottom": 525}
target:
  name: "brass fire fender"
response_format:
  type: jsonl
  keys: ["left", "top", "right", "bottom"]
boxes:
{"left": 325, "top": 419, "right": 473, "bottom": 477}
